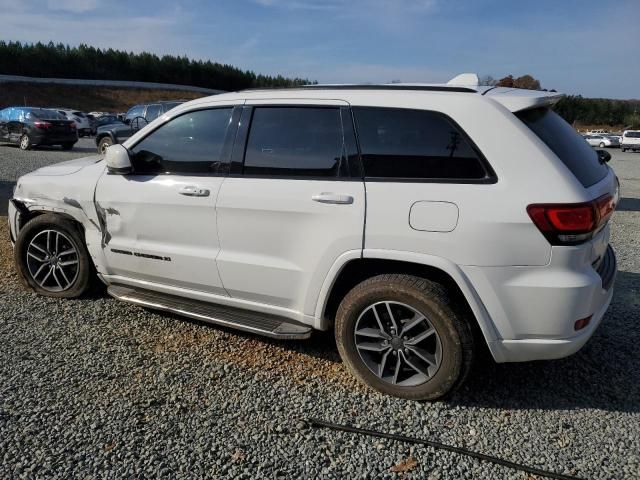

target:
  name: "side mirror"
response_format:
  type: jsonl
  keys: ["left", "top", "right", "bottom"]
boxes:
{"left": 105, "top": 144, "right": 132, "bottom": 174}
{"left": 596, "top": 149, "right": 611, "bottom": 164}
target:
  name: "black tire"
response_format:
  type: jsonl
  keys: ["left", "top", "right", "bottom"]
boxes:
{"left": 621, "top": 148, "right": 626, "bottom": 152}
{"left": 98, "top": 137, "right": 113, "bottom": 154}
{"left": 15, "top": 214, "right": 93, "bottom": 298}
{"left": 61, "top": 142, "right": 75, "bottom": 151}
{"left": 19, "top": 133, "right": 32, "bottom": 150}
{"left": 599, "top": 142, "right": 605, "bottom": 148}
{"left": 335, "top": 274, "right": 474, "bottom": 400}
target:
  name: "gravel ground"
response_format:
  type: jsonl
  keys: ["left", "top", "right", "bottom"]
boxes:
{"left": 1, "top": 141, "right": 639, "bottom": 479}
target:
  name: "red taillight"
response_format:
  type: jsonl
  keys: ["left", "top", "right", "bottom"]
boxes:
{"left": 69, "top": 123, "right": 76, "bottom": 129}
{"left": 527, "top": 194, "right": 615, "bottom": 245}
{"left": 34, "top": 121, "right": 52, "bottom": 129}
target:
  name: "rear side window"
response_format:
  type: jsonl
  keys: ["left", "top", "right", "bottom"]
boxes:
{"left": 145, "top": 104, "right": 162, "bottom": 121}
{"left": 517, "top": 108, "right": 608, "bottom": 187}
{"left": 625, "top": 131, "right": 640, "bottom": 138}
{"left": 130, "top": 108, "right": 233, "bottom": 175}
{"left": 243, "top": 107, "right": 343, "bottom": 177}
{"left": 352, "top": 107, "right": 491, "bottom": 181}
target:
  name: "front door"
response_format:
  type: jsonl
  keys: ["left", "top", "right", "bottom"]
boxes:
{"left": 95, "top": 106, "right": 239, "bottom": 295}
{"left": 216, "top": 103, "right": 365, "bottom": 314}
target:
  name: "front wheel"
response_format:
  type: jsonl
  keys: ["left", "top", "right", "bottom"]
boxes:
{"left": 599, "top": 142, "right": 605, "bottom": 148}
{"left": 335, "top": 274, "right": 474, "bottom": 400}
{"left": 15, "top": 214, "right": 93, "bottom": 298}
{"left": 98, "top": 137, "right": 113, "bottom": 154}
{"left": 19, "top": 134, "right": 32, "bottom": 150}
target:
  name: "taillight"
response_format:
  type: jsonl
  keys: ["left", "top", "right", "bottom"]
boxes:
{"left": 527, "top": 194, "right": 615, "bottom": 245}
{"left": 69, "top": 123, "right": 76, "bottom": 130}
{"left": 34, "top": 121, "right": 52, "bottom": 129}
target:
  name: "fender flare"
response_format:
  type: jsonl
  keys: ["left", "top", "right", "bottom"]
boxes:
{"left": 313, "top": 248, "right": 500, "bottom": 346}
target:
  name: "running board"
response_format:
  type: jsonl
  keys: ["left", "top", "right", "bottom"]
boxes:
{"left": 107, "top": 284, "right": 312, "bottom": 340}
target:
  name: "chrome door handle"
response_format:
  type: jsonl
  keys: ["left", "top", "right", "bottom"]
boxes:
{"left": 179, "top": 185, "right": 210, "bottom": 197}
{"left": 312, "top": 193, "right": 354, "bottom": 205}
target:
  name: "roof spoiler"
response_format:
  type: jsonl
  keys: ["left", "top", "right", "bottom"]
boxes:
{"left": 484, "top": 88, "right": 564, "bottom": 112}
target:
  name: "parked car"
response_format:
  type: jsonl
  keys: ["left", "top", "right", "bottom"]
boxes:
{"left": 8, "top": 78, "right": 618, "bottom": 400}
{"left": 86, "top": 114, "right": 98, "bottom": 136}
{"left": 621, "top": 130, "right": 640, "bottom": 152}
{"left": 0, "top": 107, "right": 77, "bottom": 150}
{"left": 584, "top": 134, "right": 619, "bottom": 148}
{"left": 53, "top": 109, "right": 92, "bottom": 137}
{"left": 95, "top": 101, "right": 184, "bottom": 154}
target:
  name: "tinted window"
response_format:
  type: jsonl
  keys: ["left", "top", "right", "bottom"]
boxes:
{"left": 517, "top": 108, "right": 607, "bottom": 187}
{"left": 625, "top": 131, "right": 640, "bottom": 139}
{"left": 8, "top": 108, "right": 22, "bottom": 122}
{"left": 145, "top": 104, "right": 162, "bottom": 121}
{"left": 0, "top": 109, "right": 8, "bottom": 121}
{"left": 162, "top": 102, "right": 182, "bottom": 113}
{"left": 130, "top": 108, "right": 232, "bottom": 175}
{"left": 243, "top": 107, "right": 343, "bottom": 177}
{"left": 353, "top": 107, "right": 489, "bottom": 181}
{"left": 24, "top": 109, "right": 66, "bottom": 120}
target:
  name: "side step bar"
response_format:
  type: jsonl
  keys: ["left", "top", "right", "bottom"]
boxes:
{"left": 107, "top": 284, "right": 312, "bottom": 340}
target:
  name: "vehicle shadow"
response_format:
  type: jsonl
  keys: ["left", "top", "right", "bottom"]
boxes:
{"left": 149, "top": 271, "right": 640, "bottom": 413}
{"left": 447, "top": 270, "right": 640, "bottom": 413}
{"left": 618, "top": 197, "right": 640, "bottom": 212}
{"left": 0, "top": 180, "right": 15, "bottom": 215}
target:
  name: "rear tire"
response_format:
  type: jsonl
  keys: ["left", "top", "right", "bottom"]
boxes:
{"left": 599, "top": 142, "right": 605, "bottom": 148}
{"left": 335, "top": 274, "right": 474, "bottom": 400}
{"left": 61, "top": 142, "right": 75, "bottom": 151}
{"left": 19, "top": 134, "right": 32, "bottom": 150}
{"left": 98, "top": 137, "right": 113, "bottom": 154}
{"left": 15, "top": 214, "right": 93, "bottom": 298}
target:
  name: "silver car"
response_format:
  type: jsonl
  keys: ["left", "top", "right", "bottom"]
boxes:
{"left": 584, "top": 134, "right": 620, "bottom": 148}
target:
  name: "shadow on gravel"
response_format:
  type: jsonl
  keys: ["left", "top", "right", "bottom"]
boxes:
{"left": 0, "top": 180, "right": 15, "bottom": 215}
{"left": 448, "top": 270, "right": 640, "bottom": 414}
{"left": 618, "top": 197, "right": 640, "bottom": 212}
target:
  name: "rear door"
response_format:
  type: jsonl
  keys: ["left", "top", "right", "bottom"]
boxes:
{"left": 0, "top": 109, "right": 8, "bottom": 141}
{"left": 7, "top": 108, "right": 24, "bottom": 143}
{"left": 215, "top": 101, "right": 364, "bottom": 314}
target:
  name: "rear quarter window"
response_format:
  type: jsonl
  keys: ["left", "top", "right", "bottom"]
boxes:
{"left": 352, "top": 107, "right": 493, "bottom": 182}
{"left": 516, "top": 108, "right": 608, "bottom": 187}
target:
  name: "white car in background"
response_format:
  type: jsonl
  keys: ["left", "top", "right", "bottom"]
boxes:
{"left": 584, "top": 134, "right": 619, "bottom": 148}
{"left": 621, "top": 130, "right": 640, "bottom": 152}
{"left": 9, "top": 74, "right": 618, "bottom": 400}
{"left": 53, "top": 109, "right": 92, "bottom": 137}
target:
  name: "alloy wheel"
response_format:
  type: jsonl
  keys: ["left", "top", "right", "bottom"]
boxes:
{"left": 354, "top": 301, "right": 442, "bottom": 387}
{"left": 26, "top": 229, "right": 79, "bottom": 292}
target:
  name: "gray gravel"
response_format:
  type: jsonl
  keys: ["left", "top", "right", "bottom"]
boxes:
{"left": 1, "top": 143, "right": 639, "bottom": 479}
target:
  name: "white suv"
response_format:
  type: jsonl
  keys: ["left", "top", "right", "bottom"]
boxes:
{"left": 8, "top": 75, "right": 618, "bottom": 400}
{"left": 621, "top": 130, "right": 640, "bottom": 152}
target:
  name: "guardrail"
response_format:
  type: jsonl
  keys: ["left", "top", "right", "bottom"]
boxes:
{"left": 0, "top": 74, "right": 225, "bottom": 94}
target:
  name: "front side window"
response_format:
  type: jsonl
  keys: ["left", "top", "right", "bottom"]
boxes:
{"left": 243, "top": 107, "right": 343, "bottom": 177}
{"left": 130, "top": 108, "right": 233, "bottom": 175}
{"left": 353, "top": 107, "right": 490, "bottom": 181}
{"left": 126, "top": 105, "right": 144, "bottom": 120}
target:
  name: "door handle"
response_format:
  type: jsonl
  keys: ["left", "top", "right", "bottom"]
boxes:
{"left": 312, "top": 193, "right": 354, "bottom": 205}
{"left": 179, "top": 185, "right": 210, "bottom": 197}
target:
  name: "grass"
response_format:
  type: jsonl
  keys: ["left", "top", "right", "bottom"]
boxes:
{"left": 0, "top": 83, "right": 208, "bottom": 113}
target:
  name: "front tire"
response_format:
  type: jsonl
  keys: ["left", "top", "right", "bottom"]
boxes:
{"left": 15, "top": 214, "right": 93, "bottom": 298}
{"left": 599, "top": 142, "right": 605, "bottom": 148}
{"left": 19, "top": 134, "right": 32, "bottom": 150}
{"left": 98, "top": 137, "right": 113, "bottom": 154}
{"left": 335, "top": 274, "right": 474, "bottom": 400}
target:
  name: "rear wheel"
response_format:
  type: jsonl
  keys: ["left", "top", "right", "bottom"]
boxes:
{"left": 98, "top": 137, "right": 113, "bottom": 154}
{"left": 335, "top": 274, "right": 474, "bottom": 400}
{"left": 599, "top": 142, "right": 605, "bottom": 148}
{"left": 61, "top": 142, "right": 75, "bottom": 151}
{"left": 19, "top": 134, "right": 32, "bottom": 150}
{"left": 15, "top": 214, "right": 93, "bottom": 298}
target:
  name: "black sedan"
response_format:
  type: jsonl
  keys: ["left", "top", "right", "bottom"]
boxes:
{"left": 0, "top": 107, "right": 78, "bottom": 150}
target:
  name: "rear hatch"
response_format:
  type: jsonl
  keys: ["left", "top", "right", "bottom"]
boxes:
{"left": 514, "top": 104, "right": 618, "bottom": 287}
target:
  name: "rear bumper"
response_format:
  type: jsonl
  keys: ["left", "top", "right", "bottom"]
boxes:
{"left": 462, "top": 243, "right": 617, "bottom": 363}
{"left": 30, "top": 131, "right": 78, "bottom": 145}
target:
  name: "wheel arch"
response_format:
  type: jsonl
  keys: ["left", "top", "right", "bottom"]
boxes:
{"left": 316, "top": 250, "right": 500, "bottom": 353}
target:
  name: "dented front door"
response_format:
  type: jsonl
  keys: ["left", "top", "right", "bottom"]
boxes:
{"left": 93, "top": 106, "right": 238, "bottom": 296}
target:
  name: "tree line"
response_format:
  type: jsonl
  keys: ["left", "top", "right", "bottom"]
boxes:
{"left": 0, "top": 41, "right": 313, "bottom": 91}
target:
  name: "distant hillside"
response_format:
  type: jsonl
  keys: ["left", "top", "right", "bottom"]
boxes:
{"left": 0, "top": 41, "right": 313, "bottom": 91}
{"left": 0, "top": 83, "right": 208, "bottom": 113}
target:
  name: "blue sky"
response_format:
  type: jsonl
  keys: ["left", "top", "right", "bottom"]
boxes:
{"left": 2, "top": 0, "right": 639, "bottom": 98}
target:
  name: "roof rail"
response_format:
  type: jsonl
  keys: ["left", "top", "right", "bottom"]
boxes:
{"left": 242, "top": 84, "right": 476, "bottom": 93}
